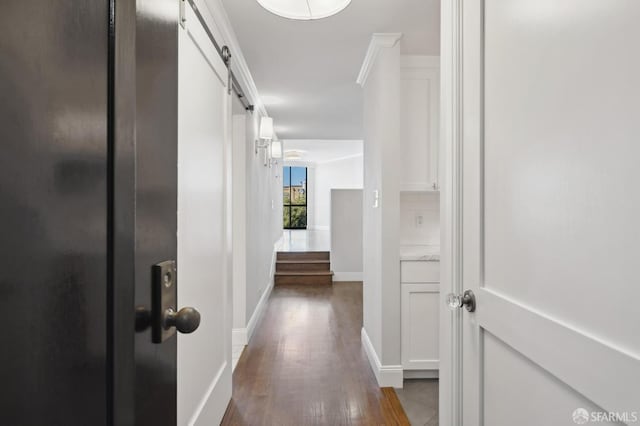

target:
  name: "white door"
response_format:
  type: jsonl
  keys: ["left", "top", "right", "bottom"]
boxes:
{"left": 457, "top": 1, "right": 640, "bottom": 425}
{"left": 177, "top": 2, "right": 232, "bottom": 424}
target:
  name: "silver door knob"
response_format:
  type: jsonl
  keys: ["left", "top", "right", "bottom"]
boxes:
{"left": 163, "top": 307, "right": 201, "bottom": 334}
{"left": 446, "top": 290, "right": 476, "bottom": 312}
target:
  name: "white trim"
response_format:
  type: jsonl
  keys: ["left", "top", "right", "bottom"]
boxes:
{"left": 231, "top": 345, "right": 244, "bottom": 372}
{"left": 440, "top": 0, "right": 464, "bottom": 425}
{"left": 187, "top": 361, "right": 228, "bottom": 426}
{"left": 404, "top": 370, "right": 439, "bottom": 379}
{"left": 361, "top": 328, "right": 404, "bottom": 388}
{"left": 245, "top": 276, "right": 273, "bottom": 343}
{"left": 231, "top": 328, "right": 247, "bottom": 347}
{"left": 231, "top": 329, "right": 246, "bottom": 371}
{"left": 333, "top": 272, "right": 363, "bottom": 282}
{"left": 232, "top": 236, "right": 281, "bottom": 353}
{"left": 244, "top": 240, "right": 279, "bottom": 343}
{"left": 356, "top": 33, "right": 403, "bottom": 86}
{"left": 307, "top": 225, "right": 329, "bottom": 231}
{"left": 479, "top": 288, "right": 640, "bottom": 416}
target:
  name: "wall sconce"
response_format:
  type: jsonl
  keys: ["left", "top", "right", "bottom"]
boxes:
{"left": 269, "top": 140, "right": 283, "bottom": 168}
{"left": 255, "top": 116, "right": 273, "bottom": 158}
{"left": 260, "top": 116, "right": 273, "bottom": 140}
{"left": 271, "top": 140, "right": 282, "bottom": 159}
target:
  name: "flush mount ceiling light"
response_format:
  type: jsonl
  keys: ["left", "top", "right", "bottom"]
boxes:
{"left": 284, "top": 150, "right": 305, "bottom": 160}
{"left": 256, "top": 0, "right": 352, "bottom": 20}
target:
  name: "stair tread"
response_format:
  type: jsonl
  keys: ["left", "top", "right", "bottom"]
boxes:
{"left": 274, "top": 271, "right": 334, "bottom": 276}
{"left": 277, "top": 251, "right": 329, "bottom": 253}
{"left": 276, "top": 260, "right": 330, "bottom": 264}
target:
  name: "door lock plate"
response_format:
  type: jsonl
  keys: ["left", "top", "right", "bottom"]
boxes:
{"left": 152, "top": 260, "right": 177, "bottom": 343}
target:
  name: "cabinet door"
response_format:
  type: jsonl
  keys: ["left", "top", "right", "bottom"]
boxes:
{"left": 401, "top": 283, "right": 440, "bottom": 370}
{"left": 400, "top": 57, "right": 440, "bottom": 191}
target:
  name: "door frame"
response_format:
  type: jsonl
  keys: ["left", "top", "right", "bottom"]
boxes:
{"left": 439, "top": 0, "right": 464, "bottom": 425}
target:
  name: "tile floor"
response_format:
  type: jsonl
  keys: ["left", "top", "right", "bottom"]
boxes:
{"left": 395, "top": 379, "right": 439, "bottom": 426}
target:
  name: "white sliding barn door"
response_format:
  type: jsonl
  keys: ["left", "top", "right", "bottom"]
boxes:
{"left": 177, "top": 2, "right": 232, "bottom": 424}
{"left": 458, "top": 1, "right": 640, "bottom": 425}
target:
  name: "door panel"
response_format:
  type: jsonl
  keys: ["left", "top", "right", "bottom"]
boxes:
{"left": 0, "top": 1, "right": 108, "bottom": 424}
{"left": 483, "top": 333, "right": 617, "bottom": 426}
{"left": 135, "top": 1, "right": 179, "bottom": 425}
{"left": 461, "top": 0, "right": 640, "bottom": 424}
{"left": 483, "top": 0, "right": 640, "bottom": 353}
{"left": 177, "top": 2, "right": 232, "bottom": 424}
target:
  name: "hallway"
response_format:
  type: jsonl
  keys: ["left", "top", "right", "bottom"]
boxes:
{"left": 222, "top": 282, "right": 409, "bottom": 425}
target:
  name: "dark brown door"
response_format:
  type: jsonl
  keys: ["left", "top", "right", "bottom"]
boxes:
{"left": 0, "top": 1, "right": 179, "bottom": 425}
{"left": 133, "top": 1, "right": 179, "bottom": 425}
{"left": 0, "top": 1, "right": 110, "bottom": 424}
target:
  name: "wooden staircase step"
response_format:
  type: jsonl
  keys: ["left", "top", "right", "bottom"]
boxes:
{"left": 274, "top": 271, "right": 334, "bottom": 286}
{"left": 277, "top": 251, "right": 330, "bottom": 261}
{"left": 274, "top": 271, "right": 334, "bottom": 276}
{"left": 276, "top": 260, "right": 330, "bottom": 272}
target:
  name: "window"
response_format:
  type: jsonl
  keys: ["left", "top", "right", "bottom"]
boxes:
{"left": 283, "top": 167, "right": 307, "bottom": 229}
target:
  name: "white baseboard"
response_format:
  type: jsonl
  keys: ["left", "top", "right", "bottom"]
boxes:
{"left": 333, "top": 272, "right": 363, "bottom": 282}
{"left": 236, "top": 237, "right": 281, "bottom": 347}
{"left": 232, "top": 328, "right": 247, "bottom": 347}
{"left": 361, "top": 328, "right": 404, "bottom": 388}
{"left": 246, "top": 277, "right": 273, "bottom": 343}
{"left": 404, "top": 370, "right": 439, "bottom": 379}
{"left": 185, "top": 361, "right": 231, "bottom": 426}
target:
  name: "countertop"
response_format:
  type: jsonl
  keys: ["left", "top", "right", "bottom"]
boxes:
{"left": 399, "top": 245, "right": 440, "bottom": 261}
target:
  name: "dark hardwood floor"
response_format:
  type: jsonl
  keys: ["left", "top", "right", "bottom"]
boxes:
{"left": 221, "top": 282, "right": 410, "bottom": 425}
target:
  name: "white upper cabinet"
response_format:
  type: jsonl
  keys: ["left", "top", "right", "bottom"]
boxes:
{"left": 400, "top": 56, "right": 440, "bottom": 192}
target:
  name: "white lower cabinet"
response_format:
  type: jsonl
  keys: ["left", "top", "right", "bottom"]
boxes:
{"left": 401, "top": 261, "right": 440, "bottom": 372}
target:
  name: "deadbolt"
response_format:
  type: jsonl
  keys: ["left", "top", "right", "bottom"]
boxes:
{"left": 152, "top": 260, "right": 202, "bottom": 343}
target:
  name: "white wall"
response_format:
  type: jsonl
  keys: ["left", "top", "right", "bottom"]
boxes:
{"left": 232, "top": 114, "right": 247, "bottom": 331}
{"left": 331, "top": 189, "right": 363, "bottom": 280}
{"left": 361, "top": 37, "right": 402, "bottom": 373}
{"left": 283, "top": 154, "right": 363, "bottom": 231}
{"left": 232, "top": 108, "right": 283, "bottom": 346}
{"left": 245, "top": 111, "right": 283, "bottom": 324}
{"left": 312, "top": 155, "right": 363, "bottom": 230}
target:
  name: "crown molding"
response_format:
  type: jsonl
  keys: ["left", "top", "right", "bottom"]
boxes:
{"left": 199, "top": 0, "right": 269, "bottom": 118}
{"left": 356, "top": 33, "right": 403, "bottom": 87}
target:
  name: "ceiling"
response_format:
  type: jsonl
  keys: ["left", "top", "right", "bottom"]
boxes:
{"left": 220, "top": 0, "right": 440, "bottom": 140}
{"left": 283, "top": 140, "right": 362, "bottom": 164}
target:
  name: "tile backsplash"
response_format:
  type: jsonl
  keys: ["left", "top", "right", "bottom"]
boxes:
{"left": 400, "top": 192, "right": 440, "bottom": 246}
